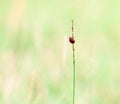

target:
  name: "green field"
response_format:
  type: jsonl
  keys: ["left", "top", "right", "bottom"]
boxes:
{"left": 0, "top": 0, "right": 120, "bottom": 104}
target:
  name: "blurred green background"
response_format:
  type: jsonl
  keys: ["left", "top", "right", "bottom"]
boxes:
{"left": 0, "top": 0, "right": 120, "bottom": 104}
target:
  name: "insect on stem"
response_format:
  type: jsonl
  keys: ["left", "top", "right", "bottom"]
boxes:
{"left": 69, "top": 20, "right": 76, "bottom": 104}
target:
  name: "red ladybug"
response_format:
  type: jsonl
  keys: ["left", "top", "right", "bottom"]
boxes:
{"left": 69, "top": 36, "right": 75, "bottom": 44}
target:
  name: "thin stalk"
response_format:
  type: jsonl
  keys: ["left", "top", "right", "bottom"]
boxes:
{"left": 72, "top": 20, "right": 75, "bottom": 104}
{"left": 69, "top": 20, "right": 76, "bottom": 104}
{"left": 72, "top": 44, "right": 75, "bottom": 104}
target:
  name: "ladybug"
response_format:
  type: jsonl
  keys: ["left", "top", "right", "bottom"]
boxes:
{"left": 69, "top": 36, "right": 75, "bottom": 44}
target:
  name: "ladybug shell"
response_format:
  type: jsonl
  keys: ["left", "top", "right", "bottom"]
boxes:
{"left": 69, "top": 36, "right": 75, "bottom": 44}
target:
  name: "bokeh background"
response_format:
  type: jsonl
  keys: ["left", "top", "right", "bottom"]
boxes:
{"left": 0, "top": 0, "right": 120, "bottom": 104}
